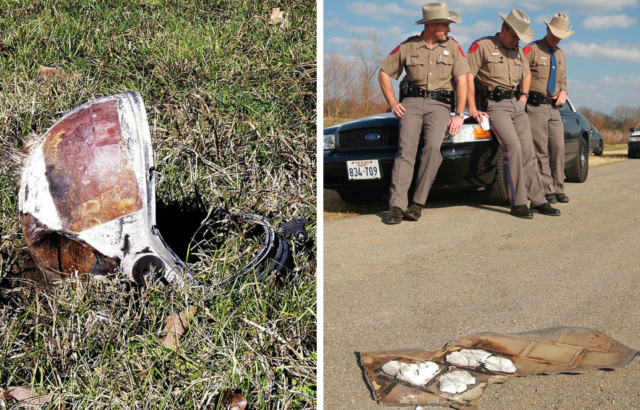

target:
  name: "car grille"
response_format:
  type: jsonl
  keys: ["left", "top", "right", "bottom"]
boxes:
{"left": 337, "top": 127, "right": 399, "bottom": 151}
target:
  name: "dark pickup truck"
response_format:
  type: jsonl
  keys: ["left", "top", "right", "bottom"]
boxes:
{"left": 323, "top": 98, "right": 593, "bottom": 205}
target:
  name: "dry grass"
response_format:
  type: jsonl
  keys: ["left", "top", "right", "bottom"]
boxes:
{"left": 602, "top": 130, "right": 629, "bottom": 145}
{"left": 590, "top": 144, "right": 629, "bottom": 168}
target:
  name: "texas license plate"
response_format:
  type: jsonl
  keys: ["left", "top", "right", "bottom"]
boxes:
{"left": 347, "top": 160, "right": 381, "bottom": 180}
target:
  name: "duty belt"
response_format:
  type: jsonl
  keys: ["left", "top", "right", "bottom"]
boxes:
{"left": 485, "top": 89, "right": 518, "bottom": 101}
{"left": 410, "top": 89, "right": 454, "bottom": 105}
{"left": 528, "top": 91, "right": 554, "bottom": 106}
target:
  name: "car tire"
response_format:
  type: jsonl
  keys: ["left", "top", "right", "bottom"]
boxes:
{"left": 628, "top": 150, "right": 637, "bottom": 159}
{"left": 337, "top": 189, "right": 383, "bottom": 205}
{"left": 566, "top": 137, "right": 589, "bottom": 183}
{"left": 487, "top": 147, "right": 511, "bottom": 206}
{"left": 594, "top": 141, "right": 603, "bottom": 156}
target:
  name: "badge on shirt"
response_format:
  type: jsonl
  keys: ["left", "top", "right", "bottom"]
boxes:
{"left": 443, "top": 50, "right": 450, "bottom": 56}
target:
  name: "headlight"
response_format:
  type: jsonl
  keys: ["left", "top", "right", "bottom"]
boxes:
{"left": 324, "top": 133, "right": 336, "bottom": 150}
{"left": 630, "top": 136, "right": 640, "bottom": 142}
{"left": 450, "top": 124, "right": 490, "bottom": 143}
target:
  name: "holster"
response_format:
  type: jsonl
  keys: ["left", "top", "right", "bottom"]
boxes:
{"left": 528, "top": 92, "right": 543, "bottom": 106}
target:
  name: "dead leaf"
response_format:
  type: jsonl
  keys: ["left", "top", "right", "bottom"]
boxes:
{"left": 0, "top": 386, "right": 54, "bottom": 408}
{"left": 38, "top": 66, "right": 58, "bottom": 79}
{"left": 162, "top": 306, "right": 197, "bottom": 347}
{"left": 220, "top": 389, "right": 247, "bottom": 410}
{"left": 269, "top": 8, "right": 284, "bottom": 24}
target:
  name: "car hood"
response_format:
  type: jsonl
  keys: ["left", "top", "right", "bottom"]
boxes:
{"left": 324, "top": 113, "right": 399, "bottom": 133}
{"left": 632, "top": 130, "right": 640, "bottom": 137}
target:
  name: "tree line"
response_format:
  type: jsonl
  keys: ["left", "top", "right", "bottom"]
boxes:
{"left": 577, "top": 105, "right": 640, "bottom": 145}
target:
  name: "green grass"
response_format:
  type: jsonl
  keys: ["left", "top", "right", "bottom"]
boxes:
{"left": 0, "top": 0, "right": 316, "bottom": 408}
{"left": 603, "top": 144, "right": 628, "bottom": 152}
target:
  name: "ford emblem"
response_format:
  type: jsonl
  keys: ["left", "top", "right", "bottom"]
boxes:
{"left": 365, "top": 133, "right": 380, "bottom": 141}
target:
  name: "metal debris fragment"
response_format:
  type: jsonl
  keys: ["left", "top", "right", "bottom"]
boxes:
{"left": 359, "top": 327, "right": 638, "bottom": 409}
{"left": 19, "top": 92, "right": 190, "bottom": 286}
{"left": 18, "top": 92, "right": 304, "bottom": 288}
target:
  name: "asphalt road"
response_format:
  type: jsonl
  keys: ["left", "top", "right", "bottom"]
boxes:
{"left": 323, "top": 160, "right": 640, "bottom": 410}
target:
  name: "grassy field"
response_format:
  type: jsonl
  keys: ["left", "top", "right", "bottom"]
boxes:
{"left": 0, "top": 1, "right": 316, "bottom": 409}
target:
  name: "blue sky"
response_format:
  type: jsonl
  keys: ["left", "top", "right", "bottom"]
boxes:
{"left": 324, "top": 0, "right": 640, "bottom": 113}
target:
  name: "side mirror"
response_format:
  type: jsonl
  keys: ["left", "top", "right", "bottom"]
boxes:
{"left": 630, "top": 128, "right": 635, "bottom": 132}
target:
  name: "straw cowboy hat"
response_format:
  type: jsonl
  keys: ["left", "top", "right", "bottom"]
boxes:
{"left": 498, "top": 8, "right": 534, "bottom": 43}
{"left": 414, "top": 2, "right": 461, "bottom": 25}
{"left": 545, "top": 13, "right": 575, "bottom": 39}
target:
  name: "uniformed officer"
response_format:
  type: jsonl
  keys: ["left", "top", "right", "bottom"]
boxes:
{"left": 379, "top": 2, "right": 469, "bottom": 224}
{"left": 524, "top": 13, "right": 574, "bottom": 204}
{"left": 466, "top": 8, "right": 560, "bottom": 219}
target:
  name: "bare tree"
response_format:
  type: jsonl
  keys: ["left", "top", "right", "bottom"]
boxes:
{"left": 350, "top": 30, "right": 386, "bottom": 117}
{"left": 324, "top": 53, "right": 354, "bottom": 124}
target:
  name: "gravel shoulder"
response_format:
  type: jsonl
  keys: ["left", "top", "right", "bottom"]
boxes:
{"left": 323, "top": 159, "right": 640, "bottom": 410}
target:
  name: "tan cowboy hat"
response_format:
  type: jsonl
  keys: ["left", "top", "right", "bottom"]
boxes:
{"left": 545, "top": 13, "right": 575, "bottom": 39}
{"left": 498, "top": 8, "right": 534, "bottom": 43}
{"left": 414, "top": 2, "right": 461, "bottom": 25}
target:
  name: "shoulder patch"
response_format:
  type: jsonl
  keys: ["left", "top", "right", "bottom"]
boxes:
{"left": 389, "top": 35, "right": 419, "bottom": 55}
{"left": 523, "top": 45, "right": 531, "bottom": 55}
{"left": 468, "top": 36, "right": 491, "bottom": 54}
{"left": 448, "top": 36, "right": 466, "bottom": 57}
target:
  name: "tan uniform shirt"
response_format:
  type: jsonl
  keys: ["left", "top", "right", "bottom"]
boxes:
{"left": 524, "top": 38, "right": 567, "bottom": 97}
{"left": 380, "top": 34, "right": 470, "bottom": 91}
{"left": 467, "top": 35, "right": 529, "bottom": 91}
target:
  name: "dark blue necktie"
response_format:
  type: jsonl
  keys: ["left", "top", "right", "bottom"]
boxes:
{"left": 548, "top": 48, "right": 557, "bottom": 95}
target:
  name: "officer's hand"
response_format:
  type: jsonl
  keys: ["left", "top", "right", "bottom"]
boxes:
{"left": 554, "top": 91, "right": 567, "bottom": 106}
{"left": 448, "top": 115, "right": 464, "bottom": 135}
{"left": 469, "top": 110, "right": 489, "bottom": 124}
{"left": 391, "top": 103, "right": 406, "bottom": 119}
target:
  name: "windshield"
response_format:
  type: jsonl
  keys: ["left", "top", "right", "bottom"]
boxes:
{"left": 636, "top": 124, "right": 640, "bottom": 131}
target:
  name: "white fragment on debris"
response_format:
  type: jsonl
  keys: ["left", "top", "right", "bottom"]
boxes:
{"left": 19, "top": 143, "right": 62, "bottom": 229}
{"left": 445, "top": 348, "right": 517, "bottom": 374}
{"left": 438, "top": 370, "right": 476, "bottom": 394}
{"left": 395, "top": 361, "right": 441, "bottom": 386}
{"left": 381, "top": 360, "right": 403, "bottom": 376}
{"left": 446, "top": 349, "right": 491, "bottom": 367}
{"left": 483, "top": 355, "right": 517, "bottom": 373}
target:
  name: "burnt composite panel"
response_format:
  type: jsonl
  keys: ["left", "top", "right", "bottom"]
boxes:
{"left": 19, "top": 92, "right": 189, "bottom": 286}
{"left": 42, "top": 99, "right": 142, "bottom": 233}
{"left": 359, "top": 327, "right": 638, "bottom": 410}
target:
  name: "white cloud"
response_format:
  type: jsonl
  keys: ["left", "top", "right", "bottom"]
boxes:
{"left": 404, "top": 0, "right": 512, "bottom": 12}
{"left": 522, "top": 0, "right": 637, "bottom": 12}
{"left": 326, "top": 18, "right": 342, "bottom": 28}
{"left": 563, "top": 40, "right": 640, "bottom": 63}
{"left": 583, "top": 14, "right": 637, "bottom": 29}
{"left": 454, "top": 20, "right": 499, "bottom": 37}
{"left": 326, "top": 37, "right": 353, "bottom": 45}
{"left": 345, "top": 2, "right": 415, "bottom": 20}
{"left": 567, "top": 76, "right": 640, "bottom": 112}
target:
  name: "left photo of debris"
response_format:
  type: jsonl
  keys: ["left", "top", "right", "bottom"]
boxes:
{"left": 0, "top": 1, "right": 316, "bottom": 409}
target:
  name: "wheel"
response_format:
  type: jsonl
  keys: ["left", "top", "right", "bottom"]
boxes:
{"left": 566, "top": 137, "right": 588, "bottom": 183}
{"left": 337, "top": 189, "right": 383, "bottom": 205}
{"left": 628, "top": 150, "right": 637, "bottom": 159}
{"left": 594, "top": 141, "right": 603, "bottom": 156}
{"left": 487, "top": 146, "right": 511, "bottom": 205}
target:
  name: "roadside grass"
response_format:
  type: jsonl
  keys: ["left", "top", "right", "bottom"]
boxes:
{"left": 602, "top": 144, "right": 628, "bottom": 152}
{"left": 590, "top": 144, "right": 629, "bottom": 168}
{"left": 1, "top": 1, "right": 316, "bottom": 409}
